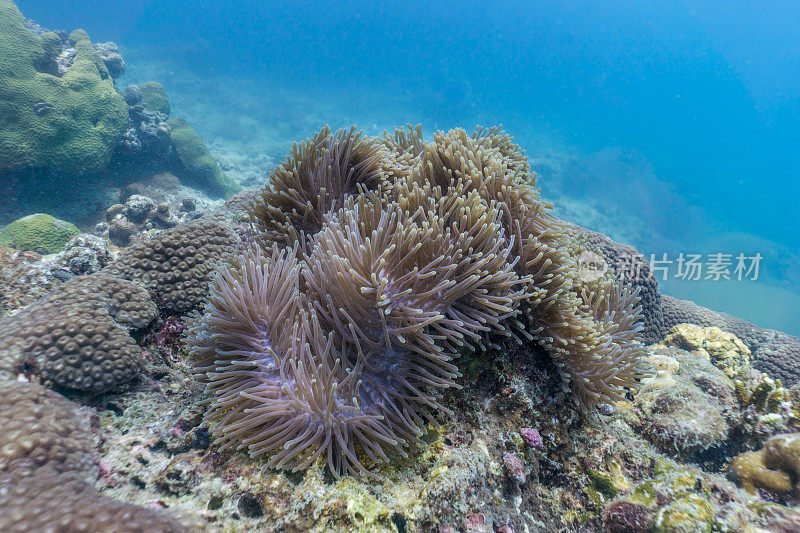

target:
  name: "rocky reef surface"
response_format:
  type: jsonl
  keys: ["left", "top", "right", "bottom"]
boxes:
{"left": 1, "top": 122, "right": 800, "bottom": 533}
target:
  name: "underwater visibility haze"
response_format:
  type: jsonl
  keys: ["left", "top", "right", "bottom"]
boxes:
{"left": 1, "top": 0, "right": 800, "bottom": 531}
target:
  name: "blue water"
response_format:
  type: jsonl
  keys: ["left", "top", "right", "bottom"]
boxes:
{"left": 17, "top": 0, "right": 800, "bottom": 335}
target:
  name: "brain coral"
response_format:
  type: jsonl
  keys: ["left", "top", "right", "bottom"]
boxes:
{"left": 754, "top": 337, "right": 800, "bottom": 387}
{"left": 0, "top": 0, "right": 128, "bottom": 174}
{"left": 0, "top": 213, "right": 81, "bottom": 254}
{"left": 106, "top": 217, "right": 241, "bottom": 313}
{"left": 190, "top": 125, "right": 650, "bottom": 477}
{"left": 0, "top": 272, "right": 157, "bottom": 392}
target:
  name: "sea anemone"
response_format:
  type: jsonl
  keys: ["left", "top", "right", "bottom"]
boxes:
{"left": 248, "top": 126, "right": 395, "bottom": 252}
{"left": 191, "top": 125, "right": 650, "bottom": 478}
{"left": 187, "top": 244, "right": 403, "bottom": 477}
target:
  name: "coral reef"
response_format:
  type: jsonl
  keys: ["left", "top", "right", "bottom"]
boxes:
{"left": 168, "top": 117, "right": 242, "bottom": 198}
{"left": 103, "top": 306, "right": 800, "bottom": 531}
{"left": 0, "top": 382, "right": 208, "bottom": 532}
{"left": 0, "top": 0, "right": 129, "bottom": 174}
{"left": 5, "top": 120, "right": 800, "bottom": 530}
{"left": 662, "top": 294, "right": 800, "bottom": 385}
{"left": 106, "top": 217, "right": 240, "bottom": 312}
{"left": 191, "top": 125, "right": 651, "bottom": 479}
{"left": 0, "top": 213, "right": 80, "bottom": 254}
{"left": 0, "top": 0, "right": 241, "bottom": 229}
{"left": 0, "top": 273, "right": 157, "bottom": 392}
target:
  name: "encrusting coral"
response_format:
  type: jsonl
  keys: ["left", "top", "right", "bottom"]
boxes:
{"left": 189, "top": 125, "right": 651, "bottom": 478}
{"left": 728, "top": 433, "right": 800, "bottom": 495}
{"left": 662, "top": 294, "right": 800, "bottom": 385}
{"left": 0, "top": 213, "right": 81, "bottom": 254}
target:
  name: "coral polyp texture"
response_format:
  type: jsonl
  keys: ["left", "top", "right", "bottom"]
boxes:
{"left": 106, "top": 217, "right": 241, "bottom": 313}
{"left": 0, "top": 381, "right": 97, "bottom": 477}
{"left": 0, "top": 468, "right": 207, "bottom": 533}
{"left": 0, "top": 272, "right": 156, "bottom": 392}
{"left": 189, "top": 125, "right": 651, "bottom": 477}
{"left": 0, "top": 381, "right": 207, "bottom": 533}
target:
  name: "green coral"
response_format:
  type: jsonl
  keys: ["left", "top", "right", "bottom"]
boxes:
{"left": 168, "top": 117, "right": 241, "bottom": 197}
{"left": 139, "top": 81, "right": 170, "bottom": 116}
{"left": 0, "top": 213, "right": 80, "bottom": 254}
{"left": 0, "top": 0, "right": 129, "bottom": 174}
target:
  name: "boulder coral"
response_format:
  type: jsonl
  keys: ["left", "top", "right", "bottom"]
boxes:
{"left": 0, "top": 273, "right": 157, "bottom": 392}
{"left": 168, "top": 117, "right": 242, "bottom": 198}
{"left": 0, "top": 213, "right": 80, "bottom": 254}
{"left": 106, "top": 217, "right": 241, "bottom": 313}
{"left": 189, "top": 125, "right": 651, "bottom": 478}
{"left": 0, "top": 0, "right": 129, "bottom": 174}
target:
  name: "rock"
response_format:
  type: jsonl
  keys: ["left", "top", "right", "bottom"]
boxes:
{"left": 58, "top": 233, "right": 112, "bottom": 275}
{"left": 124, "top": 195, "right": 155, "bottom": 223}
{"left": 94, "top": 41, "right": 125, "bottom": 78}
{"left": 123, "top": 85, "right": 143, "bottom": 105}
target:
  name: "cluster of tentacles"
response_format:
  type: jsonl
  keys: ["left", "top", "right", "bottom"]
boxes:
{"left": 187, "top": 125, "right": 650, "bottom": 478}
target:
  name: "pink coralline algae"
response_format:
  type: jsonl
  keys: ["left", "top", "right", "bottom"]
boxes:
{"left": 502, "top": 451, "right": 526, "bottom": 483}
{"left": 520, "top": 427, "right": 542, "bottom": 448}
